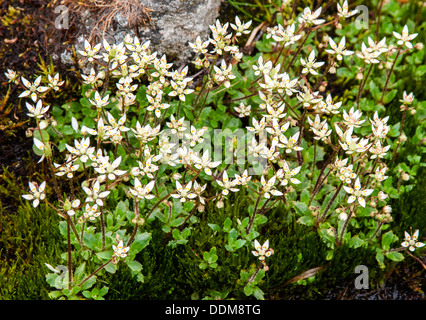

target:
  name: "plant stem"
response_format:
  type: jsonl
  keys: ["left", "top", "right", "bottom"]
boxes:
{"left": 285, "top": 26, "right": 311, "bottom": 73}
{"left": 337, "top": 203, "right": 354, "bottom": 245}
{"left": 319, "top": 181, "right": 343, "bottom": 222}
{"left": 380, "top": 47, "right": 402, "bottom": 104}
{"left": 78, "top": 259, "right": 112, "bottom": 287}
{"left": 67, "top": 219, "right": 72, "bottom": 289}
{"left": 356, "top": 63, "right": 374, "bottom": 106}
{"left": 246, "top": 193, "right": 263, "bottom": 234}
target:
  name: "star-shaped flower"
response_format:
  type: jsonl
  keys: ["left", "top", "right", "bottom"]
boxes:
{"left": 22, "top": 181, "right": 46, "bottom": 208}
{"left": 325, "top": 36, "right": 354, "bottom": 61}
{"left": 343, "top": 177, "right": 374, "bottom": 207}
{"left": 401, "top": 230, "right": 425, "bottom": 252}
{"left": 252, "top": 239, "right": 274, "bottom": 260}
{"left": 392, "top": 25, "right": 418, "bottom": 49}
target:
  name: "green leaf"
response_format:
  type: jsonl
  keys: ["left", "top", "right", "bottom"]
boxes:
{"left": 293, "top": 202, "right": 311, "bottom": 217}
{"left": 126, "top": 260, "right": 143, "bottom": 273}
{"left": 130, "top": 232, "right": 151, "bottom": 254}
{"left": 385, "top": 251, "right": 404, "bottom": 262}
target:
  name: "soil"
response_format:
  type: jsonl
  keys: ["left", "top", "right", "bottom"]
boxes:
{"left": 0, "top": 0, "right": 424, "bottom": 300}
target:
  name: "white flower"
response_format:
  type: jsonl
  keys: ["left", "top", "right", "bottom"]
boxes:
{"left": 260, "top": 175, "right": 283, "bottom": 198}
{"left": 252, "top": 56, "right": 273, "bottom": 76}
{"left": 343, "top": 178, "right": 374, "bottom": 208}
{"left": 53, "top": 155, "right": 79, "bottom": 179}
{"left": 188, "top": 36, "right": 209, "bottom": 54}
{"left": 370, "top": 140, "right": 390, "bottom": 159}
{"left": 78, "top": 40, "right": 102, "bottom": 62}
{"left": 166, "top": 114, "right": 187, "bottom": 135}
{"left": 392, "top": 25, "right": 418, "bottom": 49}
{"left": 273, "top": 131, "right": 303, "bottom": 154}
{"left": 402, "top": 91, "right": 414, "bottom": 105}
{"left": 325, "top": 36, "right": 354, "bottom": 61}
{"left": 89, "top": 91, "right": 110, "bottom": 109}
{"left": 374, "top": 167, "right": 388, "bottom": 182}
{"left": 146, "top": 92, "right": 170, "bottom": 118}
{"left": 113, "top": 240, "right": 130, "bottom": 258}
{"left": 83, "top": 203, "right": 101, "bottom": 221}
{"left": 132, "top": 121, "right": 161, "bottom": 143}
{"left": 338, "top": 164, "right": 357, "bottom": 184}
{"left": 401, "top": 230, "right": 425, "bottom": 252}
{"left": 252, "top": 239, "right": 274, "bottom": 260}
{"left": 171, "top": 180, "right": 197, "bottom": 202}
{"left": 276, "top": 161, "right": 301, "bottom": 186}
{"left": 230, "top": 16, "right": 252, "bottom": 36}
{"left": 234, "top": 169, "right": 252, "bottom": 186}
{"left": 82, "top": 180, "right": 110, "bottom": 206}
{"left": 216, "top": 171, "right": 239, "bottom": 195}
{"left": 5, "top": 69, "right": 17, "bottom": 82}
{"left": 342, "top": 107, "right": 365, "bottom": 128}
{"left": 213, "top": 59, "right": 236, "bottom": 88}
{"left": 47, "top": 73, "right": 64, "bottom": 91}
{"left": 25, "top": 100, "right": 50, "bottom": 119}
{"left": 271, "top": 23, "right": 302, "bottom": 46}
{"left": 185, "top": 125, "right": 205, "bottom": 147}
{"left": 301, "top": 50, "right": 324, "bottom": 75}
{"left": 129, "top": 178, "right": 155, "bottom": 200}
{"left": 169, "top": 76, "right": 194, "bottom": 102}
{"left": 22, "top": 181, "right": 46, "bottom": 208}
{"left": 94, "top": 156, "right": 127, "bottom": 181}
{"left": 337, "top": 0, "right": 359, "bottom": 18}
{"left": 65, "top": 137, "right": 96, "bottom": 163}
{"left": 192, "top": 149, "right": 221, "bottom": 175}
{"left": 246, "top": 117, "right": 266, "bottom": 134}
{"left": 234, "top": 102, "right": 251, "bottom": 117}
{"left": 18, "top": 76, "right": 48, "bottom": 102}
{"left": 338, "top": 127, "right": 371, "bottom": 154}
{"left": 298, "top": 7, "right": 325, "bottom": 25}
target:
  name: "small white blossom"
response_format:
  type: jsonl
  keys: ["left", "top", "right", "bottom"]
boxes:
{"left": 343, "top": 177, "right": 374, "bottom": 208}
{"left": 393, "top": 25, "right": 418, "bottom": 49}
{"left": 22, "top": 181, "right": 46, "bottom": 208}
{"left": 401, "top": 230, "right": 425, "bottom": 252}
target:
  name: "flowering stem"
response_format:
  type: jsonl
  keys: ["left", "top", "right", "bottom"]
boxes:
{"left": 392, "top": 107, "right": 407, "bottom": 162}
{"left": 78, "top": 258, "right": 113, "bottom": 287}
{"left": 337, "top": 203, "right": 355, "bottom": 246}
{"left": 309, "top": 147, "right": 339, "bottom": 204}
{"left": 318, "top": 181, "right": 343, "bottom": 223}
{"left": 66, "top": 218, "right": 72, "bottom": 289}
{"left": 368, "top": 221, "right": 384, "bottom": 241}
{"left": 380, "top": 47, "right": 402, "bottom": 104}
{"left": 356, "top": 63, "right": 374, "bottom": 106}
{"left": 128, "top": 198, "right": 140, "bottom": 246}
{"left": 285, "top": 26, "right": 312, "bottom": 74}
{"left": 246, "top": 192, "right": 263, "bottom": 234}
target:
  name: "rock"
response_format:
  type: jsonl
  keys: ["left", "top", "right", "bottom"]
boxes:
{"left": 72, "top": 0, "right": 222, "bottom": 63}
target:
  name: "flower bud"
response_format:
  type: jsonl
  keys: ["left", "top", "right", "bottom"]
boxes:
{"left": 399, "top": 134, "right": 407, "bottom": 142}
{"left": 383, "top": 205, "right": 392, "bottom": 214}
{"left": 216, "top": 199, "right": 224, "bottom": 208}
{"left": 377, "top": 191, "right": 388, "bottom": 201}
{"left": 370, "top": 201, "right": 377, "bottom": 208}
{"left": 26, "top": 128, "right": 33, "bottom": 137}
{"left": 402, "top": 173, "right": 410, "bottom": 181}
{"left": 39, "top": 120, "right": 49, "bottom": 130}
{"left": 410, "top": 109, "right": 416, "bottom": 115}
{"left": 414, "top": 43, "right": 423, "bottom": 50}
{"left": 338, "top": 212, "right": 348, "bottom": 221}
{"left": 172, "top": 173, "right": 182, "bottom": 180}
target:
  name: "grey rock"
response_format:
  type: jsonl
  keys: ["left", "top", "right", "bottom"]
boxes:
{"left": 73, "top": 0, "right": 222, "bottom": 63}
